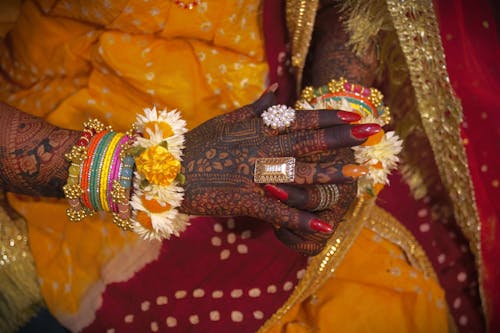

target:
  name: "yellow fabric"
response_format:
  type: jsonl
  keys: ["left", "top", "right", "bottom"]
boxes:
{"left": 265, "top": 228, "right": 447, "bottom": 333}
{"left": 2, "top": 0, "right": 267, "bottom": 318}
{"left": 1, "top": 1, "right": 447, "bottom": 332}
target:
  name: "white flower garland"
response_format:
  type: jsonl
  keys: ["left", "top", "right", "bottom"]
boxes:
{"left": 129, "top": 106, "right": 189, "bottom": 240}
{"left": 298, "top": 97, "right": 403, "bottom": 197}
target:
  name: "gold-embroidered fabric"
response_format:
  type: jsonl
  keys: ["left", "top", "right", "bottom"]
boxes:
{"left": 284, "top": 0, "right": 483, "bottom": 325}
{"left": 0, "top": 193, "right": 42, "bottom": 332}
{"left": 258, "top": 197, "right": 373, "bottom": 332}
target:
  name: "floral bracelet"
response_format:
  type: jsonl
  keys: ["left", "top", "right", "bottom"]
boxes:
{"left": 128, "top": 107, "right": 189, "bottom": 240}
{"left": 64, "top": 107, "right": 189, "bottom": 240}
{"left": 296, "top": 77, "right": 403, "bottom": 197}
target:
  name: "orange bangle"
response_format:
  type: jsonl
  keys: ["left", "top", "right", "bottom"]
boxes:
{"left": 80, "top": 131, "right": 108, "bottom": 209}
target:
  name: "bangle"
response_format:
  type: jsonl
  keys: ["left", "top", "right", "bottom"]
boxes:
{"left": 63, "top": 119, "right": 108, "bottom": 222}
{"left": 297, "top": 77, "right": 403, "bottom": 197}
{"left": 297, "top": 77, "right": 391, "bottom": 124}
{"left": 99, "top": 133, "right": 124, "bottom": 212}
{"left": 88, "top": 132, "right": 115, "bottom": 211}
{"left": 80, "top": 131, "right": 109, "bottom": 210}
{"left": 63, "top": 107, "right": 189, "bottom": 240}
{"left": 108, "top": 135, "right": 130, "bottom": 212}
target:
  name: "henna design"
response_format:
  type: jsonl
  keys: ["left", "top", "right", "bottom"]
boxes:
{"left": 275, "top": 4, "right": 379, "bottom": 254}
{"left": 303, "top": 6, "right": 378, "bottom": 88}
{"left": 0, "top": 102, "right": 79, "bottom": 197}
{"left": 274, "top": 182, "right": 356, "bottom": 256}
{"left": 180, "top": 93, "right": 364, "bottom": 232}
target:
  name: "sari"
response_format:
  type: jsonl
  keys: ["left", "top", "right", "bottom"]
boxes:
{"left": 0, "top": 0, "right": 496, "bottom": 332}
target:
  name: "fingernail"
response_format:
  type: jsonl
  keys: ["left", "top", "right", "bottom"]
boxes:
{"left": 260, "top": 83, "right": 279, "bottom": 98}
{"left": 351, "top": 124, "right": 382, "bottom": 139}
{"left": 342, "top": 164, "right": 369, "bottom": 178}
{"left": 361, "top": 130, "right": 384, "bottom": 146}
{"left": 337, "top": 111, "right": 361, "bottom": 123}
{"left": 310, "top": 219, "right": 333, "bottom": 233}
{"left": 264, "top": 184, "right": 288, "bottom": 201}
{"left": 267, "top": 82, "right": 279, "bottom": 93}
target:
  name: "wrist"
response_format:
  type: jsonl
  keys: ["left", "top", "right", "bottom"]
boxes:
{"left": 297, "top": 77, "right": 402, "bottom": 197}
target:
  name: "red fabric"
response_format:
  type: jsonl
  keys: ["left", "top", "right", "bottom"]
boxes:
{"left": 83, "top": 217, "right": 307, "bottom": 333}
{"left": 83, "top": 2, "right": 500, "bottom": 332}
{"left": 378, "top": 175, "right": 485, "bottom": 332}
{"left": 436, "top": 0, "right": 500, "bottom": 330}
{"left": 380, "top": 1, "right": 500, "bottom": 331}
{"left": 263, "top": 0, "right": 296, "bottom": 105}
{"left": 83, "top": 4, "right": 305, "bottom": 332}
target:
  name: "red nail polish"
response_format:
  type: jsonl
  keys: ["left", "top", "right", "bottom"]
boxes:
{"left": 337, "top": 111, "right": 361, "bottom": 123}
{"left": 310, "top": 219, "right": 333, "bottom": 233}
{"left": 261, "top": 83, "right": 279, "bottom": 97}
{"left": 264, "top": 184, "right": 288, "bottom": 201}
{"left": 351, "top": 124, "right": 382, "bottom": 139}
{"left": 268, "top": 82, "right": 279, "bottom": 93}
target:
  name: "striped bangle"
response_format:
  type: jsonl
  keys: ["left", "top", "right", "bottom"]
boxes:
{"left": 63, "top": 119, "right": 107, "bottom": 222}
{"left": 108, "top": 135, "right": 130, "bottom": 212}
{"left": 80, "top": 130, "right": 108, "bottom": 210}
{"left": 88, "top": 132, "right": 115, "bottom": 211}
{"left": 99, "top": 133, "right": 124, "bottom": 212}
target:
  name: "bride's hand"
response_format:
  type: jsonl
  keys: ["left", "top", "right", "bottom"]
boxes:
{"left": 265, "top": 149, "right": 359, "bottom": 255}
{"left": 180, "top": 90, "right": 380, "bottom": 235}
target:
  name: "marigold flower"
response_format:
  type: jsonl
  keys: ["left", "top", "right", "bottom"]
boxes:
{"left": 136, "top": 145, "right": 180, "bottom": 186}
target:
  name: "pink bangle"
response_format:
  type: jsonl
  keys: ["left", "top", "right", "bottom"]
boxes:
{"left": 108, "top": 135, "right": 130, "bottom": 212}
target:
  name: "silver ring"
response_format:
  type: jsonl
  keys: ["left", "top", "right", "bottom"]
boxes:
{"left": 261, "top": 104, "right": 296, "bottom": 130}
{"left": 312, "top": 184, "right": 340, "bottom": 211}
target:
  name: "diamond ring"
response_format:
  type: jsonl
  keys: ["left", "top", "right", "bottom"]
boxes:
{"left": 261, "top": 104, "right": 296, "bottom": 130}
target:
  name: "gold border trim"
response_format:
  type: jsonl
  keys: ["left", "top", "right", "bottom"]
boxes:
{"left": 286, "top": 0, "right": 485, "bottom": 324}
{"left": 286, "top": 0, "right": 319, "bottom": 91}
{"left": 385, "top": 0, "right": 484, "bottom": 317}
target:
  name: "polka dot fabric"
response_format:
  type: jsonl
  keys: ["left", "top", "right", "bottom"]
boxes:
{"left": 82, "top": 217, "right": 308, "bottom": 333}
{"left": 378, "top": 174, "right": 484, "bottom": 332}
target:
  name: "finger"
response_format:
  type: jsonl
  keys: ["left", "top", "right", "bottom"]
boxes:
{"left": 268, "top": 124, "right": 381, "bottom": 157}
{"left": 294, "top": 161, "right": 368, "bottom": 184}
{"left": 273, "top": 227, "right": 328, "bottom": 256}
{"left": 252, "top": 195, "right": 333, "bottom": 234}
{"left": 263, "top": 183, "right": 325, "bottom": 211}
{"left": 289, "top": 110, "right": 361, "bottom": 131}
{"left": 273, "top": 208, "right": 342, "bottom": 255}
{"left": 264, "top": 183, "right": 356, "bottom": 213}
{"left": 220, "top": 84, "right": 278, "bottom": 123}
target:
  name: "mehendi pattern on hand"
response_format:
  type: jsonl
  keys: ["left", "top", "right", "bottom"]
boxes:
{"left": 179, "top": 93, "right": 363, "bottom": 233}
{"left": 275, "top": 4, "right": 380, "bottom": 254}
{"left": 0, "top": 102, "right": 79, "bottom": 197}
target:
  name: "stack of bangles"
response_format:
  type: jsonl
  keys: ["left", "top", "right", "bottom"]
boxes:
{"left": 63, "top": 107, "right": 189, "bottom": 240}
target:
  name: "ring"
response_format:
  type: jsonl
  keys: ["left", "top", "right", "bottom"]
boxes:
{"left": 312, "top": 184, "right": 340, "bottom": 211}
{"left": 254, "top": 157, "right": 295, "bottom": 183}
{"left": 261, "top": 104, "right": 296, "bottom": 130}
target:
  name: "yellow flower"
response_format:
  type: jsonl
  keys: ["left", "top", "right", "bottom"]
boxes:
{"left": 136, "top": 145, "right": 181, "bottom": 186}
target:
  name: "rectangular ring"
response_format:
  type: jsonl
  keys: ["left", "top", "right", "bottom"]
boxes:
{"left": 254, "top": 157, "right": 295, "bottom": 183}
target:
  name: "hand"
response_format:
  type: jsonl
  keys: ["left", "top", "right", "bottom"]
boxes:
{"left": 265, "top": 149, "right": 358, "bottom": 256}
{"left": 179, "top": 90, "right": 379, "bottom": 234}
